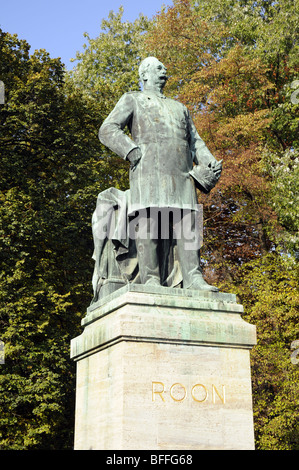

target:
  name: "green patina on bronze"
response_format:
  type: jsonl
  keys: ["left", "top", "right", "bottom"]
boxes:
{"left": 92, "top": 57, "right": 222, "bottom": 302}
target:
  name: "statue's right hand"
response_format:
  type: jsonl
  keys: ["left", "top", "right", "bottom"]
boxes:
{"left": 127, "top": 148, "right": 142, "bottom": 171}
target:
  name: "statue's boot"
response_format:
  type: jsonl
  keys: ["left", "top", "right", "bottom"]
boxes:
{"left": 136, "top": 237, "right": 161, "bottom": 286}
{"left": 187, "top": 272, "right": 219, "bottom": 292}
{"left": 176, "top": 239, "right": 218, "bottom": 292}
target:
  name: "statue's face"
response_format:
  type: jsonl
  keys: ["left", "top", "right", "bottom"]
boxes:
{"left": 143, "top": 59, "right": 168, "bottom": 89}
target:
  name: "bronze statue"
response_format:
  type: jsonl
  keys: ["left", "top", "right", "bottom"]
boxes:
{"left": 93, "top": 57, "right": 222, "bottom": 301}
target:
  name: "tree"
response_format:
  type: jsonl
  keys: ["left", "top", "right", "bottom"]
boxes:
{"left": 144, "top": 0, "right": 299, "bottom": 449}
{"left": 262, "top": 147, "right": 299, "bottom": 258}
{"left": 69, "top": 7, "right": 150, "bottom": 106}
{"left": 1, "top": 0, "right": 297, "bottom": 449}
{"left": 145, "top": 0, "right": 277, "bottom": 284}
{"left": 0, "top": 30, "right": 107, "bottom": 449}
{"left": 67, "top": 7, "right": 151, "bottom": 194}
{"left": 229, "top": 254, "right": 299, "bottom": 450}
{"left": 0, "top": 7, "right": 153, "bottom": 448}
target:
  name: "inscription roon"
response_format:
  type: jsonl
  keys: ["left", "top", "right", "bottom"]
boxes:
{"left": 152, "top": 382, "right": 226, "bottom": 404}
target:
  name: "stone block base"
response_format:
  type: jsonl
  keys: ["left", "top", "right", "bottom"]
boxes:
{"left": 70, "top": 285, "right": 256, "bottom": 450}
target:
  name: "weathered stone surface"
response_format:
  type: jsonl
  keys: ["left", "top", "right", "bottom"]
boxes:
{"left": 71, "top": 286, "right": 256, "bottom": 450}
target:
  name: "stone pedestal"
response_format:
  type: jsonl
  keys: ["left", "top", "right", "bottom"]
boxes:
{"left": 70, "top": 285, "right": 256, "bottom": 450}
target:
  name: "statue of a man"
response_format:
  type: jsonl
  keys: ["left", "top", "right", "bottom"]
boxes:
{"left": 99, "top": 57, "right": 222, "bottom": 291}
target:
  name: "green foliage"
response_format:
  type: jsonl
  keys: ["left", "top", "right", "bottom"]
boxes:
{"left": 0, "top": 2, "right": 298, "bottom": 450}
{"left": 0, "top": 30, "right": 106, "bottom": 449}
{"left": 69, "top": 7, "right": 150, "bottom": 108}
{"left": 262, "top": 147, "right": 299, "bottom": 257}
{"left": 0, "top": 11, "right": 152, "bottom": 449}
{"left": 66, "top": 7, "right": 151, "bottom": 192}
{"left": 225, "top": 254, "right": 299, "bottom": 449}
{"left": 146, "top": 0, "right": 299, "bottom": 449}
{"left": 192, "top": 0, "right": 299, "bottom": 66}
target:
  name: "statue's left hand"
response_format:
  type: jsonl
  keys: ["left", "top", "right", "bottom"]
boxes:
{"left": 209, "top": 160, "right": 222, "bottom": 179}
{"left": 127, "top": 148, "right": 142, "bottom": 171}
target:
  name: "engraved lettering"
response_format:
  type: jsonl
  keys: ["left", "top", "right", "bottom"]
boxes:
{"left": 191, "top": 383, "right": 208, "bottom": 402}
{"left": 152, "top": 381, "right": 227, "bottom": 404}
{"left": 152, "top": 381, "right": 165, "bottom": 401}
{"left": 212, "top": 384, "right": 226, "bottom": 404}
{"left": 170, "top": 383, "right": 187, "bottom": 402}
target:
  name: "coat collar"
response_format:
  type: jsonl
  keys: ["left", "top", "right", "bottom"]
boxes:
{"left": 142, "top": 90, "right": 166, "bottom": 99}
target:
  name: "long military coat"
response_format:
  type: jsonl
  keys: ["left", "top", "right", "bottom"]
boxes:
{"left": 99, "top": 91, "right": 217, "bottom": 214}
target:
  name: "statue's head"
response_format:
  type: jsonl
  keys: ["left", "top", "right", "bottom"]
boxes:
{"left": 139, "top": 57, "right": 168, "bottom": 89}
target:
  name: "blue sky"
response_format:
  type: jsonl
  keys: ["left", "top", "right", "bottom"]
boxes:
{"left": 1, "top": 0, "right": 172, "bottom": 69}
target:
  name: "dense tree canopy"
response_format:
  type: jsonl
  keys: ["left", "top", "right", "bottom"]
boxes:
{"left": 233, "top": 253, "right": 299, "bottom": 449}
{"left": 145, "top": 0, "right": 298, "bottom": 277}
{"left": 144, "top": 0, "right": 298, "bottom": 449}
{"left": 0, "top": 1, "right": 298, "bottom": 449}
{"left": 69, "top": 7, "right": 149, "bottom": 103}
{"left": 0, "top": 12, "right": 152, "bottom": 449}
{"left": 0, "top": 30, "right": 104, "bottom": 449}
